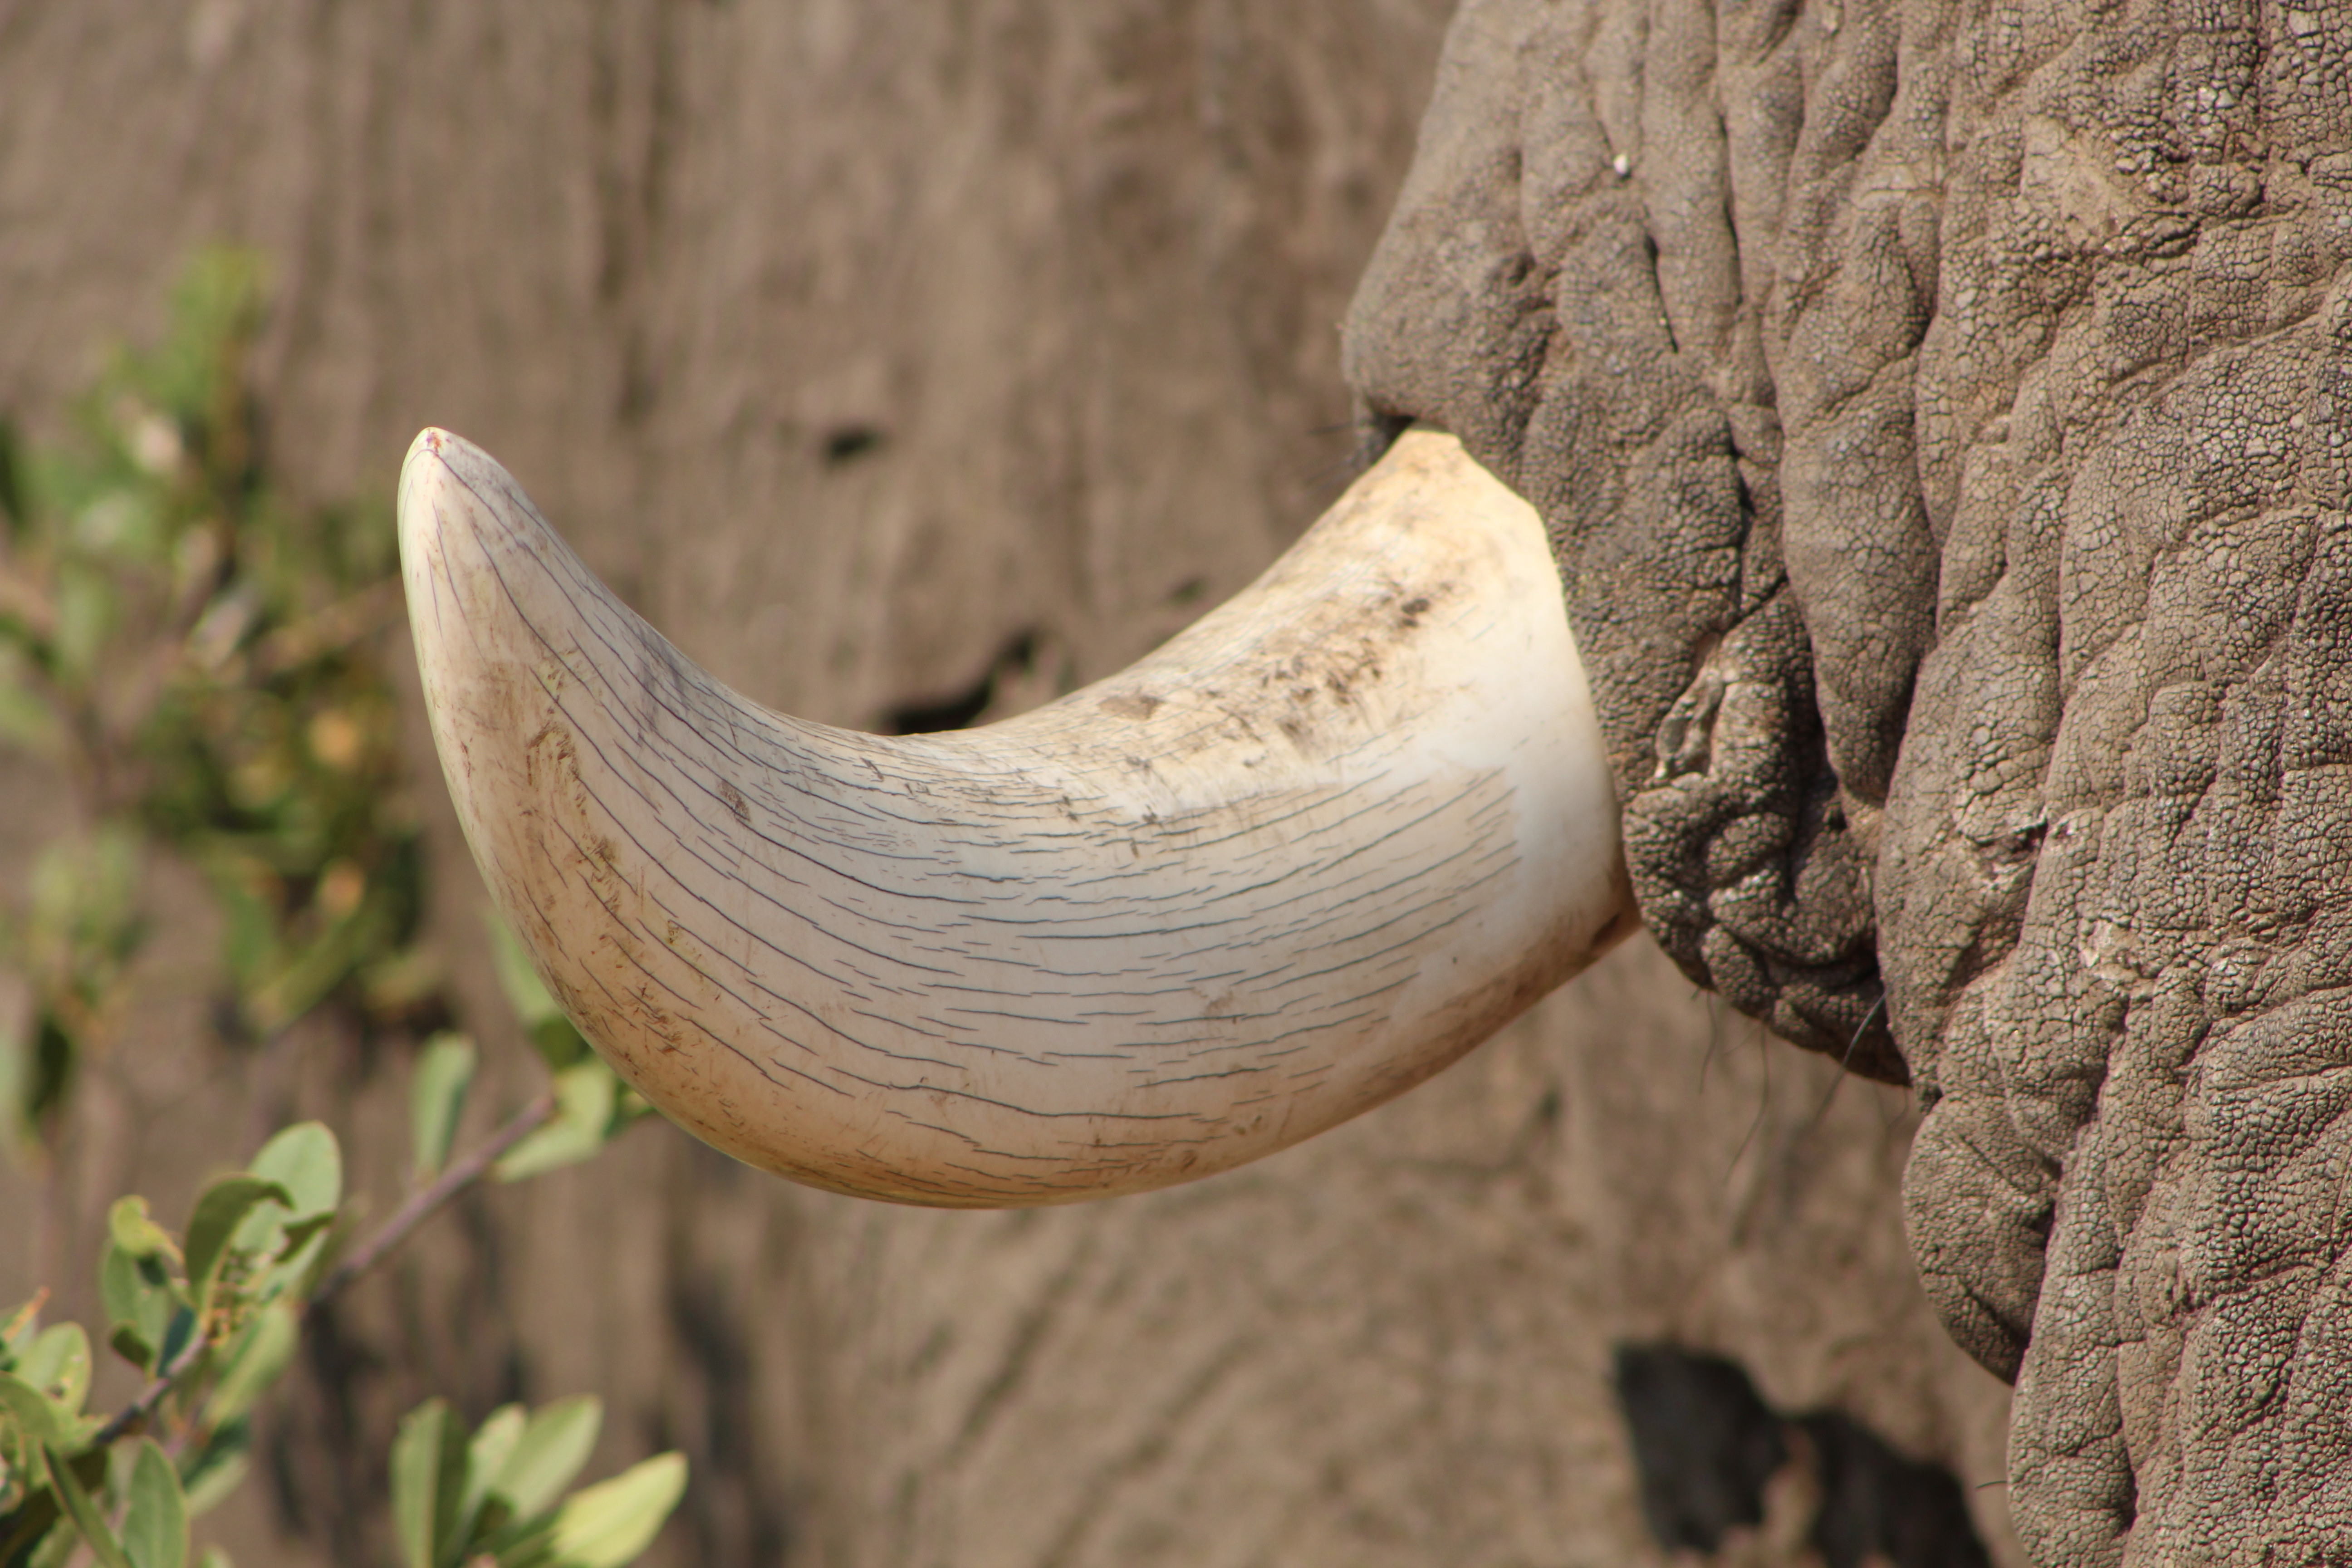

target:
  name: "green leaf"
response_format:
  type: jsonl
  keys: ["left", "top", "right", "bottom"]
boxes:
{"left": 195, "top": 1551, "right": 231, "bottom": 1568}
{"left": 389, "top": 1400, "right": 466, "bottom": 1568}
{"left": 181, "top": 1176, "right": 291, "bottom": 1313}
{"left": 105, "top": 1325, "right": 155, "bottom": 1379}
{"left": 453, "top": 1405, "right": 525, "bottom": 1555}
{"left": 531, "top": 1015, "right": 592, "bottom": 1073}
{"left": 485, "top": 916, "right": 556, "bottom": 1030}
{"left": 242, "top": 914, "right": 369, "bottom": 1036}
{"left": 257, "top": 1210, "right": 338, "bottom": 1308}
{"left": 98, "top": 1245, "right": 176, "bottom": 1377}
{"left": 120, "top": 1440, "right": 187, "bottom": 1568}
{"left": 176, "top": 1420, "right": 250, "bottom": 1520}
{"left": 487, "top": 917, "right": 588, "bottom": 1071}
{"left": 409, "top": 1034, "right": 476, "bottom": 1181}
{"left": 199, "top": 1303, "right": 294, "bottom": 1427}
{"left": 209, "top": 875, "right": 275, "bottom": 998}
{"left": 0, "top": 678, "right": 62, "bottom": 758}
{"left": 13, "top": 1327, "right": 88, "bottom": 1416}
{"left": 246, "top": 1123, "right": 339, "bottom": 1218}
{"left": 360, "top": 946, "right": 445, "bottom": 1019}
{"left": 40, "top": 1444, "right": 132, "bottom": 1568}
{"left": 29, "top": 830, "right": 140, "bottom": 951}
{"left": 0, "top": 1030, "right": 24, "bottom": 1153}
{"left": 523, "top": 1453, "right": 686, "bottom": 1568}
{"left": 20, "top": 1015, "right": 73, "bottom": 1137}
{"left": 268, "top": 1208, "right": 353, "bottom": 1304}
{"left": 494, "top": 1064, "right": 615, "bottom": 1184}
{"left": 50, "top": 565, "right": 113, "bottom": 686}
{"left": 0, "top": 1446, "right": 105, "bottom": 1568}
{"left": 71, "top": 488, "right": 162, "bottom": 561}
{"left": 273, "top": 1212, "right": 335, "bottom": 1261}
{"left": 101, "top": 1246, "right": 141, "bottom": 1323}
{"left": 233, "top": 1124, "right": 341, "bottom": 1287}
{"left": 0, "top": 1372, "right": 65, "bottom": 1447}
{"left": 153, "top": 1307, "right": 196, "bottom": 1381}
{"left": 106, "top": 1198, "right": 177, "bottom": 1264}
{"left": 0, "top": 1298, "right": 40, "bottom": 1359}
{"left": 488, "top": 1396, "right": 601, "bottom": 1524}
{"left": 610, "top": 1085, "right": 657, "bottom": 1132}
{"left": 0, "top": 1490, "right": 64, "bottom": 1568}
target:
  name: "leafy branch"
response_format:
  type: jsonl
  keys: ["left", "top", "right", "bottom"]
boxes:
{"left": 308, "top": 1090, "right": 554, "bottom": 1312}
{"left": 2, "top": 1077, "right": 655, "bottom": 1568}
{"left": 0, "top": 250, "right": 436, "bottom": 1179}
{"left": 0, "top": 253, "right": 685, "bottom": 1568}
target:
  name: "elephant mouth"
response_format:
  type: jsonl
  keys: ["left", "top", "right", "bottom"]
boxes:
{"left": 399, "top": 425, "right": 1634, "bottom": 1205}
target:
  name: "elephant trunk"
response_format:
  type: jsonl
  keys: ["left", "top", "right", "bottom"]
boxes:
{"left": 399, "top": 426, "right": 1632, "bottom": 1206}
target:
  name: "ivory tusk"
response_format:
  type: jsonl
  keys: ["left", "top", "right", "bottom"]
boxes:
{"left": 399, "top": 427, "right": 1632, "bottom": 1206}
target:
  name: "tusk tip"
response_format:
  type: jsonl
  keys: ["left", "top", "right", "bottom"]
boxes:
{"left": 399, "top": 425, "right": 463, "bottom": 494}
{"left": 397, "top": 427, "right": 561, "bottom": 576}
{"left": 398, "top": 427, "right": 466, "bottom": 538}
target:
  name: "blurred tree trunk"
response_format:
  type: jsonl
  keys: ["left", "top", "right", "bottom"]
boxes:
{"left": 0, "top": 3, "right": 2017, "bottom": 1563}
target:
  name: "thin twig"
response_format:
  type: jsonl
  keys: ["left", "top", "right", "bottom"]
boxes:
{"left": 89, "top": 1090, "right": 555, "bottom": 1444}
{"left": 246, "top": 578, "right": 404, "bottom": 680}
{"left": 90, "top": 1320, "right": 211, "bottom": 1447}
{"left": 309, "top": 1090, "right": 556, "bottom": 1307}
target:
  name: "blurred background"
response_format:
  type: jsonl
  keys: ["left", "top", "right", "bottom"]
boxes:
{"left": 0, "top": 4, "right": 2018, "bottom": 1564}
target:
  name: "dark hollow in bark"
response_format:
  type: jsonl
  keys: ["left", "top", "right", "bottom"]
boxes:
{"left": 1614, "top": 1343, "right": 1992, "bottom": 1567}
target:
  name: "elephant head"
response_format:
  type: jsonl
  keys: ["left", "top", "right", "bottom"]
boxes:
{"left": 401, "top": 0, "right": 2352, "bottom": 1561}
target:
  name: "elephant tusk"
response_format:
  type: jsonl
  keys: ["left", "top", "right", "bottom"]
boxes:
{"left": 399, "top": 426, "right": 1633, "bottom": 1205}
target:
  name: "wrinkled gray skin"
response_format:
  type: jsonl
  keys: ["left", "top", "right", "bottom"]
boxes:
{"left": 1344, "top": 0, "right": 2352, "bottom": 1562}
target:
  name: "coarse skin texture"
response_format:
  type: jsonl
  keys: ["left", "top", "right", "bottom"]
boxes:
{"left": 1345, "top": 0, "right": 2352, "bottom": 1563}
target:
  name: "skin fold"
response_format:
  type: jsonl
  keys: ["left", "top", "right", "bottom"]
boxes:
{"left": 1344, "top": 0, "right": 2352, "bottom": 1561}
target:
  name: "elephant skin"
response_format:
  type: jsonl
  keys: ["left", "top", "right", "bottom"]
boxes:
{"left": 1346, "top": 0, "right": 2352, "bottom": 1561}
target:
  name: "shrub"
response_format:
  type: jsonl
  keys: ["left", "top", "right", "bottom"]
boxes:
{"left": 0, "top": 253, "right": 679, "bottom": 1568}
